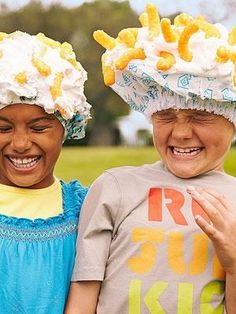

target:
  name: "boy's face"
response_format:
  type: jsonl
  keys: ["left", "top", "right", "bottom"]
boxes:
{"left": 152, "top": 109, "right": 235, "bottom": 178}
{"left": 0, "top": 103, "right": 64, "bottom": 188}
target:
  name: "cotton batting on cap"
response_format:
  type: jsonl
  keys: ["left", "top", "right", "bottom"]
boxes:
{"left": 0, "top": 31, "right": 91, "bottom": 139}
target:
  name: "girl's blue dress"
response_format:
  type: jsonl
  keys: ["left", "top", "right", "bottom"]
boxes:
{"left": 0, "top": 180, "right": 87, "bottom": 314}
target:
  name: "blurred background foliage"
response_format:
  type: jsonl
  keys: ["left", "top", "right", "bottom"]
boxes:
{"left": 0, "top": 0, "right": 141, "bottom": 145}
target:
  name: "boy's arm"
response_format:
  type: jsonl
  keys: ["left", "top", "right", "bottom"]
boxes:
{"left": 187, "top": 186, "right": 236, "bottom": 313}
{"left": 65, "top": 172, "right": 120, "bottom": 313}
{"left": 225, "top": 273, "right": 236, "bottom": 313}
{"left": 65, "top": 281, "right": 101, "bottom": 314}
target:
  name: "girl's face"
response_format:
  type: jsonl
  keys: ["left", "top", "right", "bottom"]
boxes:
{"left": 0, "top": 103, "right": 64, "bottom": 188}
{"left": 152, "top": 109, "right": 235, "bottom": 178}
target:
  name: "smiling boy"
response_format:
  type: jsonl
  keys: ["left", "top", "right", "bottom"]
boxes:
{"left": 65, "top": 4, "right": 236, "bottom": 314}
{"left": 152, "top": 108, "right": 234, "bottom": 178}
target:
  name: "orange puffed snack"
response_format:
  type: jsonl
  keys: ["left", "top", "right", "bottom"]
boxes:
{"left": 230, "top": 52, "right": 236, "bottom": 86}
{"left": 32, "top": 56, "right": 51, "bottom": 77}
{"left": 146, "top": 3, "right": 160, "bottom": 40}
{"left": 115, "top": 48, "right": 146, "bottom": 70}
{"left": 118, "top": 28, "right": 138, "bottom": 48}
{"left": 93, "top": 30, "right": 117, "bottom": 50}
{"left": 102, "top": 54, "right": 115, "bottom": 86}
{"left": 228, "top": 27, "right": 236, "bottom": 45}
{"left": 161, "top": 18, "right": 178, "bottom": 43}
{"left": 194, "top": 18, "right": 220, "bottom": 39}
{"left": 50, "top": 72, "right": 64, "bottom": 101}
{"left": 15, "top": 71, "right": 28, "bottom": 84}
{"left": 139, "top": 12, "right": 148, "bottom": 27}
{"left": 174, "top": 13, "right": 193, "bottom": 27}
{"left": 156, "top": 51, "right": 176, "bottom": 71}
{"left": 178, "top": 22, "right": 199, "bottom": 62}
{"left": 216, "top": 46, "right": 231, "bottom": 63}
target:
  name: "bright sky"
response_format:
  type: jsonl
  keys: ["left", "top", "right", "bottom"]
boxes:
{"left": 1, "top": 0, "right": 235, "bottom": 29}
{"left": 131, "top": 0, "right": 235, "bottom": 27}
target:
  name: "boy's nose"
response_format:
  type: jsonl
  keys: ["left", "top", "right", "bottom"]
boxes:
{"left": 171, "top": 120, "right": 193, "bottom": 139}
{"left": 10, "top": 132, "right": 32, "bottom": 153}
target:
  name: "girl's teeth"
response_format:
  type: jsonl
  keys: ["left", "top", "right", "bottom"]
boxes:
{"left": 9, "top": 157, "right": 39, "bottom": 168}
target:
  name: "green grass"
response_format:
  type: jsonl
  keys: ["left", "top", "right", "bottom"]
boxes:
{"left": 55, "top": 146, "right": 236, "bottom": 186}
{"left": 224, "top": 147, "right": 236, "bottom": 176}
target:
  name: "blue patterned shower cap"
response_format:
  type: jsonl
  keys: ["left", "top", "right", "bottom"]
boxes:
{"left": 94, "top": 3, "right": 236, "bottom": 128}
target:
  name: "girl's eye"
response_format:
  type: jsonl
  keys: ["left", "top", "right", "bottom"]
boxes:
{"left": 31, "top": 125, "right": 48, "bottom": 132}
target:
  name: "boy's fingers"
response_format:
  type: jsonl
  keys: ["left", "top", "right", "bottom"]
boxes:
{"left": 197, "top": 189, "right": 228, "bottom": 215}
{"left": 187, "top": 186, "right": 232, "bottom": 219}
{"left": 200, "top": 188, "right": 233, "bottom": 212}
{"left": 187, "top": 188, "right": 224, "bottom": 228}
{"left": 195, "top": 214, "right": 219, "bottom": 240}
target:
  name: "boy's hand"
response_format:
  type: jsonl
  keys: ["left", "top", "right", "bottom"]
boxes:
{"left": 187, "top": 186, "right": 236, "bottom": 274}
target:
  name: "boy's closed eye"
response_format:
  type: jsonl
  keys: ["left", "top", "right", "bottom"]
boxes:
{"left": 0, "top": 125, "right": 12, "bottom": 132}
{"left": 191, "top": 112, "right": 216, "bottom": 122}
{"left": 153, "top": 112, "right": 176, "bottom": 122}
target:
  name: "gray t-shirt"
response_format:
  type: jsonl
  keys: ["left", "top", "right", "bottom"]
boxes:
{"left": 72, "top": 161, "right": 236, "bottom": 314}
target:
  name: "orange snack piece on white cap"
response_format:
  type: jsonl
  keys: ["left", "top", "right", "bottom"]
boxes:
{"left": 146, "top": 3, "right": 160, "bottom": 40}
{"left": 178, "top": 22, "right": 199, "bottom": 62}
{"left": 115, "top": 48, "right": 146, "bottom": 70}
{"left": 102, "top": 54, "right": 115, "bottom": 86}
{"left": 156, "top": 51, "right": 176, "bottom": 71}
{"left": 93, "top": 30, "right": 117, "bottom": 50}
{"left": 161, "top": 18, "right": 178, "bottom": 43}
{"left": 118, "top": 29, "right": 137, "bottom": 48}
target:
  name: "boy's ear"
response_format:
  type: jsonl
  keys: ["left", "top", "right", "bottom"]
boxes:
{"left": 62, "top": 130, "right": 67, "bottom": 143}
{"left": 232, "top": 133, "right": 236, "bottom": 144}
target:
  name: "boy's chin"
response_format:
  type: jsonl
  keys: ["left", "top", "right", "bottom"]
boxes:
{"left": 166, "top": 164, "right": 205, "bottom": 179}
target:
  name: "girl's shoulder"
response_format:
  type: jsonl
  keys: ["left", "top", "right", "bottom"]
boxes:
{"left": 60, "top": 179, "right": 88, "bottom": 220}
{"left": 61, "top": 179, "right": 88, "bottom": 208}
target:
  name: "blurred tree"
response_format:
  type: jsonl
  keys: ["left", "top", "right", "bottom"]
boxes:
{"left": 70, "top": 0, "right": 139, "bottom": 145}
{"left": 0, "top": 0, "right": 140, "bottom": 145}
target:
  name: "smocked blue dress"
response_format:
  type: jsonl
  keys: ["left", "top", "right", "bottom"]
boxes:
{"left": 0, "top": 180, "right": 87, "bottom": 314}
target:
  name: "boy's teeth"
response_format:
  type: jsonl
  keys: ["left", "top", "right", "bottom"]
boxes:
{"left": 9, "top": 157, "right": 39, "bottom": 168}
{"left": 172, "top": 147, "right": 201, "bottom": 156}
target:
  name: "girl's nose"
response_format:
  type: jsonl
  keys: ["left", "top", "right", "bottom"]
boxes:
{"left": 10, "top": 132, "right": 32, "bottom": 153}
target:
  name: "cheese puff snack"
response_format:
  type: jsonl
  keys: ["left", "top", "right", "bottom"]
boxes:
{"left": 93, "top": 30, "right": 117, "bottom": 50}
{"left": 146, "top": 3, "right": 161, "bottom": 39}
{"left": 161, "top": 18, "right": 178, "bottom": 43}
{"left": 156, "top": 51, "right": 176, "bottom": 71}
{"left": 178, "top": 22, "right": 199, "bottom": 62}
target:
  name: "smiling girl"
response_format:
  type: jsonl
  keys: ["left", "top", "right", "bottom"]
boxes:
{"left": 0, "top": 31, "right": 90, "bottom": 313}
